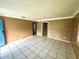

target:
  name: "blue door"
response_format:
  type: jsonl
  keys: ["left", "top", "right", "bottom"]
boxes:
{"left": 0, "top": 19, "right": 5, "bottom": 47}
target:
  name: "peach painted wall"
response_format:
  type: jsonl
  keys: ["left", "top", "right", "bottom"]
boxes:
{"left": 48, "top": 19, "right": 73, "bottom": 41}
{"left": 72, "top": 18, "right": 78, "bottom": 42}
{"left": 72, "top": 13, "right": 79, "bottom": 42}
{"left": 2, "top": 17, "right": 32, "bottom": 43}
{"left": 37, "top": 19, "right": 73, "bottom": 42}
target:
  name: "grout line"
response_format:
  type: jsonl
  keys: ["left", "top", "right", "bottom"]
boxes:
{"left": 0, "top": 36, "right": 76, "bottom": 59}
{"left": 17, "top": 41, "right": 45, "bottom": 59}
{"left": 14, "top": 44, "right": 28, "bottom": 59}
{"left": 7, "top": 45, "right": 14, "bottom": 59}
{"left": 71, "top": 44, "right": 77, "bottom": 59}
{"left": 44, "top": 41, "right": 57, "bottom": 59}
{"left": 20, "top": 37, "right": 53, "bottom": 59}
{"left": 64, "top": 43, "right": 67, "bottom": 59}
{"left": 66, "top": 44, "right": 68, "bottom": 59}
{"left": 54, "top": 42, "right": 62, "bottom": 59}
{"left": 20, "top": 44, "right": 38, "bottom": 59}
{"left": 20, "top": 41, "right": 44, "bottom": 58}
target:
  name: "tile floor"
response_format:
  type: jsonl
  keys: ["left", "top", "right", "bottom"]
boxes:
{"left": 0, "top": 36, "right": 76, "bottom": 59}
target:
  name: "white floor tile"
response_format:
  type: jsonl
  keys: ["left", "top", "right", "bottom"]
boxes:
{"left": 1, "top": 45, "right": 13, "bottom": 59}
{"left": 0, "top": 36, "right": 76, "bottom": 59}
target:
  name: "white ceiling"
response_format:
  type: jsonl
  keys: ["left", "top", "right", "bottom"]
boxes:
{"left": 0, "top": 0, "right": 79, "bottom": 21}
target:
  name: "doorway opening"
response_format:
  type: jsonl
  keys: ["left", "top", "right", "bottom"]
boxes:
{"left": 42, "top": 23, "right": 48, "bottom": 37}
{"left": 32, "top": 21, "right": 37, "bottom": 35}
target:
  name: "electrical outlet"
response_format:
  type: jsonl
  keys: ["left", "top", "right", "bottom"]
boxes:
{"left": 64, "top": 37, "right": 66, "bottom": 39}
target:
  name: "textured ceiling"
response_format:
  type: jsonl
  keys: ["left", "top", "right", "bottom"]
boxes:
{"left": 0, "top": 0, "right": 79, "bottom": 21}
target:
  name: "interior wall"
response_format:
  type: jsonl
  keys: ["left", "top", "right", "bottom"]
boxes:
{"left": 71, "top": 13, "right": 79, "bottom": 42}
{"left": 72, "top": 18, "right": 78, "bottom": 42}
{"left": 72, "top": 14, "right": 79, "bottom": 59}
{"left": 37, "top": 19, "right": 74, "bottom": 42}
{"left": 37, "top": 22, "right": 42, "bottom": 36}
{"left": 2, "top": 17, "right": 32, "bottom": 43}
{"left": 77, "top": 20, "right": 79, "bottom": 42}
{"left": 72, "top": 18, "right": 79, "bottom": 59}
{"left": 76, "top": 14, "right": 79, "bottom": 42}
{"left": 48, "top": 19, "right": 73, "bottom": 42}
{"left": 72, "top": 44, "right": 79, "bottom": 59}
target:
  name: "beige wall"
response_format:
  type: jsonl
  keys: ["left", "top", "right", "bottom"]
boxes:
{"left": 72, "top": 18, "right": 78, "bottom": 42}
{"left": 70, "top": 14, "right": 79, "bottom": 59}
{"left": 36, "top": 13, "right": 79, "bottom": 43}
{"left": 72, "top": 13, "right": 79, "bottom": 42}
{"left": 72, "top": 43, "right": 79, "bottom": 59}
{"left": 48, "top": 19, "right": 73, "bottom": 41}
{"left": 72, "top": 19, "right": 79, "bottom": 59}
{"left": 37, "top": 19, "right": 74, "bottom": 42}
{"left": 37, "top": 22, "right": 42, "bottom": 36}
{"left": 2, "top": 17, "right": 32, "bottom": 43}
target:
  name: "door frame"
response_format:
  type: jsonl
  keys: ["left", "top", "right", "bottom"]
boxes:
{"left": 0, "top": 18, "right": 6, "bottom": 47}
{"left": 32, "top": 21, "right": 37, "bottom": 35}
{"left": 42, "top": 22, "right": 48, "bottom": 36}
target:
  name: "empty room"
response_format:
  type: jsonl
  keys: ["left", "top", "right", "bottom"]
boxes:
{"left": 0, "top": 0, "right": 79, "bottom": 59}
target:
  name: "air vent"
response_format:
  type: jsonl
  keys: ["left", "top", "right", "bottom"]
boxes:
{"left": 22, "top": 16, "right": 26, "bottom": 18}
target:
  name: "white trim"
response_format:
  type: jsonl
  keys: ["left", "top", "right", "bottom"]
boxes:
{"left": 57, "top": 39, "right": 71, "bottom": 43}
{"left": 47, "top": 37, "right": 71, "bottom": 43}
{"left": 7, "top": 36, "right": 33, "bottom": 45}
{"left": 3, "top": 15, "right": 73, "bottom": 22}
{"left": 36, "top": 16, "right": 73, "bottom": 22}
{"left": 23, "top": 36, "right": 34, "bottom": 40}
{"left": 73, "top": 8, "right": 79, "bottom": 17}
{"left": 1, "top": 7, "right": 79, "bottom": 22}
{"left": 35, "top": 8, "right": 79, "bottom": 22}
